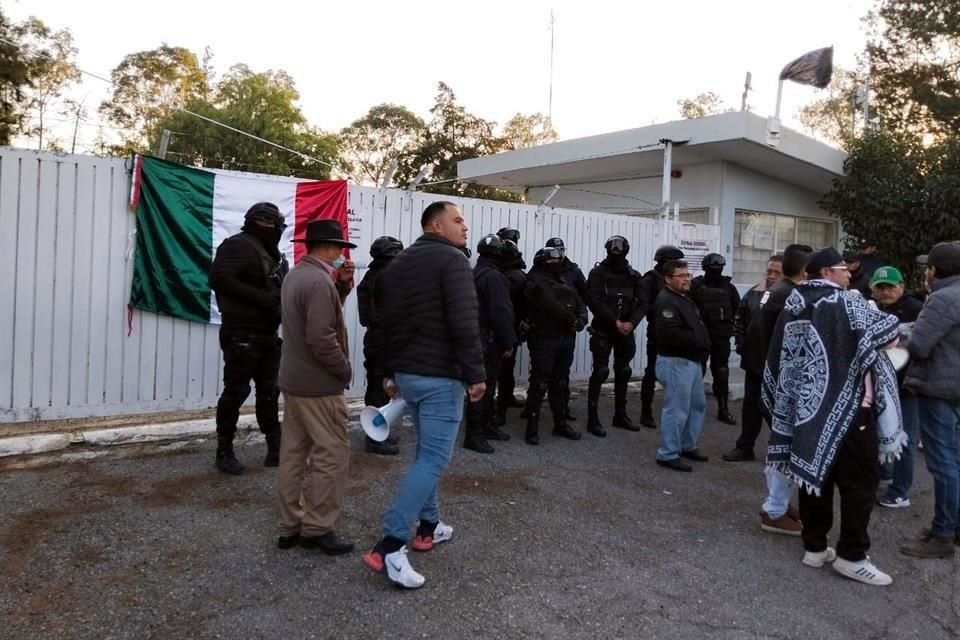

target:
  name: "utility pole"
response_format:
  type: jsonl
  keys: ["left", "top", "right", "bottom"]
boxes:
{"left": 741, "top": 72, "right": 752, "bottom": 111}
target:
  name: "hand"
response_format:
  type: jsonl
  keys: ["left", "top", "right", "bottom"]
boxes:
{"left": 616, "top": 321, "right": 634, "bottom": 336}
{"left": 338, "top": 259, "right": 356, "bottom": 282}
{"left": 383, "top": 378, "right": 399, "bottom": 399}
{"left": 503, "top": 349, "right": 513, "bottom": 358}
{"left": 467, "top": 382, "right": 486, "bottom": 403}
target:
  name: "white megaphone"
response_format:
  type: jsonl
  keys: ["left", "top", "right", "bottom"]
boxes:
{"left": 360, "top": 397, "right": 407, "bottom": 442}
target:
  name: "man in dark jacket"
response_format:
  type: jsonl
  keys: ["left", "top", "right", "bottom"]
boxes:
{"left": 900, "top": 243, "right": 960, "bottom": 559}
{"left": 857, "top": 240, "right": 886, "bottom": 280}
{"left": 844, "top": 251, "right": 872, "bottom": 298}
{"left": 362, "top": 201, "right": 485, "bottom": 589}
{"left": 209, "top": 202, "right": 290, "bottom": 475}
{"left": 464, "top": 234, "right": 517, "bottom": 454}
{"left": 653, "top": 260, "right": 710, "bottom": 472}
{"left": 690, "top": 253, "right": 741, "bottom": 424}
{"left": 357, "top": 236, "right": 404, "bottom": 456}
{"left": 545, "top": 237, "right": 589, "bottom": 421}
{"left": 723, "top": 254, "right": 782, "bottom": 462}
{"left": 870, "top": 266, "right": 924, "bottom": 510}
{"left": 585, "top": 235, "right": 647, "bottom": 436}
{"left": 495, "top": 238, "right": 528, "bottom": 425}
{"left": 523, "top": 247, "right": 582, "bottom": 445}
{"left": 640, "top": 245, "right": 685, "bottom": 428}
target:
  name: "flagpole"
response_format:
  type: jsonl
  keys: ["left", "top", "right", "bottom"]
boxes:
{"left": 774, "top": 79, "right": 784, "bottom": 121}
{"left": 767, "top": 79, "right": 785, "bottom": 146}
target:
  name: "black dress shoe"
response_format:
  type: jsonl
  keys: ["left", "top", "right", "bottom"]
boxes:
{"left": 277, "top": 534, "right": 300, "bottom": 549}
{"left": 386, "top": 432, "right": 400, "bottom": 446}
{"left": 463, "top": 436, "right": 495, "bottom": 454}
{"left": 639, "top": 412, "right": 656, "bottom": 429}
{"left": 525, "top": 433, "right": 540, "bottom": 445}
{"left": 717, "top": 411, "right": 737, "bottom": 425}
{"left": 552, "top": 424, "right": 582, "bottom": 440}
{"left": 722, "top": 448, "right": 755, "bottom": 462}
{"left": 482, "top": 426, "right": 511, "bottom": 441}
{"left": 365, "top": 438, "right": 400, "bottom": 456}
{"left": 680, "top": 449, "right": 709, "bottom": 462}
{"left": 587, "top": 421, "right": 607, "bottom": 438}
{"left": 656, "top": 458, "right": 693, "bottom": 472}
{"left": 612, "top": 414, "right": 641, "bottom": 432}
{"left": 299, "top": 532, "right": 354, "bottom": 555}
{"left": 564, "top": 408, "right": 577, "bottom": 421}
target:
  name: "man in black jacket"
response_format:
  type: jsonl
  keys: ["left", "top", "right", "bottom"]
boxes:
{"left": 464, "top": 234, "right": 517, "bottom": 453}
{"left": 523, "top": 247, "right": 582, "bottom": 445}
{"left": 209, "top": 202, "right": 290, "bottom": 475}
{"left": 723, "top": 254, "right": 782, "bottom": 462}
{"left": 654, "top": 260, "right": 711, "bottom": 472}
{"left": 357, "top": 236, "right": 404, "bottom": 456}
{"left": 362, "top": 201, "right": 485, "bottom": 589}
{"left": 585, "top": 235, "right": 647, "bottom": 437}
{"left": 495, "top": 229, "right": 527, "bottom": 421}
{"left": 844, "top": 251, "right": 872, "bottom": 298}
{"left": 640, "top": 245, "right": 685, "bottom": 428}
{"left": 690, "top": 253, "right": 741, "bottom": 425}
{"left": 545, "top": 237, "right": 589, "bottom": 421}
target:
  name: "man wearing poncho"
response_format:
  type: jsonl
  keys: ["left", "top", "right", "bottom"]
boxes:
{"left": 762, "top": 247, "right": 905, "bottom": 586}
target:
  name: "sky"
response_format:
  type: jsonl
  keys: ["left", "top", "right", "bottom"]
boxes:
{"left": 5, "top": 0, "right": 875, "bottom": 154}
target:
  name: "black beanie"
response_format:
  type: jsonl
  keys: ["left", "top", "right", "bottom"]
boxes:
{"left": 805, "top": 247, "right": 844, "bottom": 276}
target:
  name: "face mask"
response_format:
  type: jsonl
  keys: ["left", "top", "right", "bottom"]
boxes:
{"left": 332, "top": 254, "right": 346, "bottom": 269}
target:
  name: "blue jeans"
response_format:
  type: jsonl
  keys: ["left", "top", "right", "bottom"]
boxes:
{"left": 383, "top": 373, "right": 464, "bottom": 541}
{"left": 917, "top": 395, "right": 960, "bottom": 538}
{"left": 655, "top": 356, "right": 706, "bottom": 460}
{"left": 883, "top": 392, "right": 919, "bottom": 501}
{"left": 763, "top": 467, "right": 794, "bottom": 519}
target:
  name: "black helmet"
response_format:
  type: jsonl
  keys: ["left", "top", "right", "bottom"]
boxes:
{"left": 605, "top": 235, "right": 629, "bottom": 255}
{"left": 477, "top": 234, "right": 503, "bottom": 257}
{"left": 545, "top": 237, "right": 565, "bottom": 258}
{"left": 654, "top": 244, "right": 684, "bottom": 262}
{"left": 370, "top": 236, "right": 403, "bottom": 260}
{"left": 702, "top": 253, "right": 725, "bottom": 269}
{"left": 244, "top": 201, "right": 285, "bottom": 228}
{"left": 497, "top": 227, "right": 520, "bottom": 244}
{"left": 500, "top": 239, "right": 521, "bottom": 261}
{"left": 534, "top": 246, "right": 563, "bottom": 266}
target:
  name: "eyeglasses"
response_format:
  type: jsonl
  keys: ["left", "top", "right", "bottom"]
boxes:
{"left": 667, "top": 273, "right": 691, "bottom": 279}
{"left": 829, "top": 266, "right": 849, "bottom": 272}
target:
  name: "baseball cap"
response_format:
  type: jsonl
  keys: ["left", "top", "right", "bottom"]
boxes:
{"left": 870, "top": 266, "right": 904, "bottom": 287}
{"left": 805, "top": 247, "right": 844, "bottom": 276}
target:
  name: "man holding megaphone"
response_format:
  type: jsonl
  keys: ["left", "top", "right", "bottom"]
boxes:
{"left": 361, "top": 201, "right": 486, "bottom": 589}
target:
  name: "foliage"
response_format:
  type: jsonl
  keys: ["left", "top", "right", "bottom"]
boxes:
{"left": 339, "top": 103, "right": 425, "bottom": 186}
{"left": 798, "top": 67, "right": 861, "bottom": 149}
{"left": 676, "top": 92, "right": 730, "bottom": 119}
{"left": 0, "top": 8, "right": 31, "bottom": 145}
{"left": 501, "top": 112, "right": 558, "bottom": 150}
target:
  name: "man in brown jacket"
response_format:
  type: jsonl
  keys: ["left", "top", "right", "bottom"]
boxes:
{"left": 276, "top": 219, "right": 357, "bottom": 554}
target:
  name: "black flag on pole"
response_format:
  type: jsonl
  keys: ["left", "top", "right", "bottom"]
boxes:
{"left": 779, "top": 46, "right": 833, "bottom": 88}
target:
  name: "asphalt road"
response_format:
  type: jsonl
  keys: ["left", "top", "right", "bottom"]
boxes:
{"left": 1, "top": 389, "right": 958, "bottom": 640}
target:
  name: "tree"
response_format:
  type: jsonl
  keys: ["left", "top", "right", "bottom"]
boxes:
{"left": 501, "top": 112, "right": 558, "bottom": 150}
{"left": 153, "top": 64, "right": 341, "bottom": 179}
{"left": 677, "top": 91, "right": 730, "bottom": 119}
{"left": 798, "top": 67, "right": 861, "bottom": 148}
{"left": 0, "top": 8, "right": 32, "bottom": 145}
{"left": 395, "top": 82, "right": 518, "bottom": 201}
{"left": 339, "top": 104, "right": 425, "bottom": 186}
{"left": 16, "top": 17, "right": 79, "bottom": 150}
{"left": 99, "top": 45, "right": 208, "bottom": 152}
{"left": 820, "top": 129, "right": 960, "bottom": 284}
{"left": 867, "top": 0, "right": 960, "bottom": 137}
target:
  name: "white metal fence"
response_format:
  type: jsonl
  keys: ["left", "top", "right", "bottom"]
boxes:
{"left": 0, "top": 147, "right": 720, "bottom": 424}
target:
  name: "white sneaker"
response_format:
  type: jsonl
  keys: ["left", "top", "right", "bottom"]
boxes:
{"left": 412, "top": 521, "right": 453, "bottom": 552}
{"left": 877, "top": 496, "right": 911, "bottom": 509}
{"left": 832, "top": 556, "right": 893, "bottom": 586}
{"left": 363, "top": 545, "right": 425, "bottom": 589}
{"left": 802, "top": 547, "right": 837, "bottom": 568}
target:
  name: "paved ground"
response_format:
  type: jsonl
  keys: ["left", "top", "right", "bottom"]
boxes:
{"left": 1, "top": 389, "right": 958, "bottom": 640}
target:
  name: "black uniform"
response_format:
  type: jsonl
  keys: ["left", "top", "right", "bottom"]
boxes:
{"left": 524, "top": 264, "right": 581, "bottom": 442}
{"left": 690, "top": 272, "right": 741, "bottom": 421}
{"left": 729, "top": 286, "right": 767, "bottom": 456}
{"left": 465, "top": 255, "right": 517, "bottom": 446}
{"left": 496, "top": 258, "right": 528, "bottom": 421}
{"left": 557, "top": 258, "right": 589, "bottom": 417}
{"left": 848, "top": 266, "right": 871, "bottom": 298}
{"left": 358, "top": 258, "right": 393, "bottom": 408}
{"left": 640, "top": 267, "right": 668, "bottom": 419}
{"left": 209, "top": 223, "right": 287, "bottom": 467}
{"left": 586, "top": 258, "right": 647, "bottom": 431}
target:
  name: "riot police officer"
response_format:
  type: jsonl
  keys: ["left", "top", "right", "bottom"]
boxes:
{"left": 465, "top": 234, "right": 517, "bottom": 453}
{"left": 523, "top": 247, "right": 581, "bottom": 445}
{"left": 586, "top": 235, "right": 647, "bottom": 436}
{"left": 545, "top": 237, "right": 589, "bottom": 421}
{"left": 357, "top": 235, "right": 404, "bottom": 455}
{"left": 495, "top": 237, "right": 528, "bottom": 425}
{"left": 689, "top": 253, "right": 741, "bottom": 424}
{"left": 209, "top": 202, "right": 289, "bottom": 475}
{"left": 640, "top": 245, "right": 685, "bottom": 428}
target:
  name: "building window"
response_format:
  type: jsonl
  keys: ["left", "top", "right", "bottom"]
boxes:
{"left": 734, "top": 209, "right": 837, "bottom": 284}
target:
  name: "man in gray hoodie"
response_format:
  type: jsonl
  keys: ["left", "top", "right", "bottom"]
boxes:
{"left": 900, "top": 242, "right": 960, "bottom": 559}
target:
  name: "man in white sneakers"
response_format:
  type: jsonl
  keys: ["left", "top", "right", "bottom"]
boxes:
{"left": 763, "top": 247, "right": 904, "bottom": 586}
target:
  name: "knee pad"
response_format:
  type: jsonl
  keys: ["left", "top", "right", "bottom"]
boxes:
{"left": 616, "top": 365, "right": 632, "bottom": 380}
{"left": 592, "top": 364, "right": 610, "bottom": 382}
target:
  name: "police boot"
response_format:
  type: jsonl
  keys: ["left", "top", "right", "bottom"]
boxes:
{"left": 365, "top": 435, "right": 400, "bottom": 456}
{"left": 550, "top": 390, "right": 582, "bottom": 440}
{"left": 717, "top": 396, "right": 737, "bottom": 425}
{"left": 563, "top": 386, "right": 576, "bottom": 421}
{"left": 525, "top": 413, "right": 540, "bottom": 445}
{"left": 463, "top": 419, "right": 495, "bottom": 454}
{"left": 524, "top": 383, "right": 547, "bottom": 445}
{"left": 264, "top": 431, "right": 281, "bottom": 467}
{"left": 482, "top": 420, "right": 512, "bottom": 442}
{"left": 215, "top": 434, "right": 244, "bottom": 475}
{"left": 586, "top": 402, "right": 607, "bottom": 438}
{"left": 640, "top": 403, "right": 657, "bottom": 429}
{"left": 612, "top": 375, "right": 640, "bottom": 432}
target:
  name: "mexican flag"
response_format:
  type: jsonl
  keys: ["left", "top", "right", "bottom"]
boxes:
{"left": 128, "top": 155, "right": 348, "bottom": 324}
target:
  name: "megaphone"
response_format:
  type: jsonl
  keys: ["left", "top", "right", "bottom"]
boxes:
{"left": 360, "top": 397, "right": 407, "bottom": 442}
